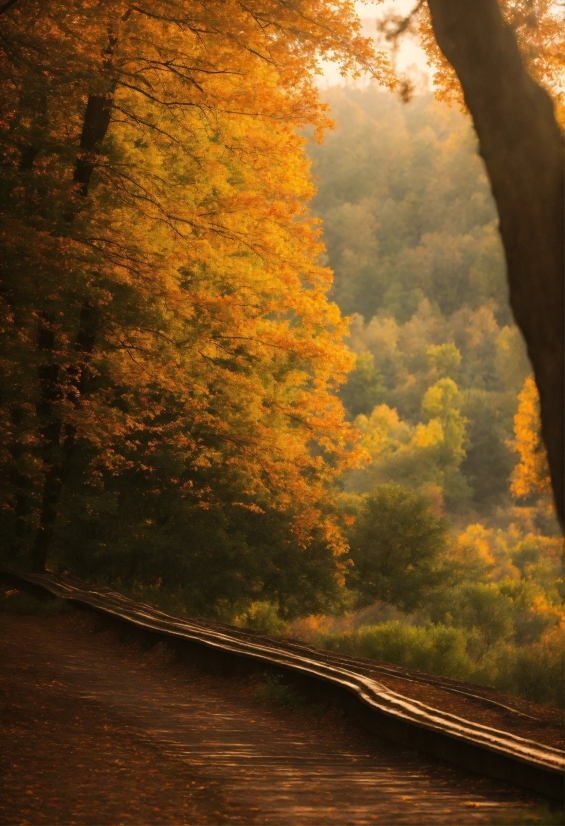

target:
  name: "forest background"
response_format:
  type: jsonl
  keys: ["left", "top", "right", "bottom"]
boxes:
{"left": 0, "top": 0, "right": 562, "bottom": 707}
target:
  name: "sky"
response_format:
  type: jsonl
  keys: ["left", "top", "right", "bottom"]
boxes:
{"left": 318, "top": 0, "right": 431, "bottom": 88}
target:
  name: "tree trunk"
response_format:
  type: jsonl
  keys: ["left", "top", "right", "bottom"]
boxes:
{"left": 30, "top": 89, "right": 115, "bottom": 570}
{"left": 8, "top": 420, "right": 34, "bottom": 557}
{"left": 28, "top": 14, "right": 128, "bottom": 570}
{"left": 30, "top": 303, "right": 99, "bottom": 572}
{"left": 426, "top": 0, "right": 564, "bottom": 527}
{"left": 30, "top": 315, "right": 62, "bottom": 572}
{"left": 73, "top": 94, "right": 115, "bottom": 195}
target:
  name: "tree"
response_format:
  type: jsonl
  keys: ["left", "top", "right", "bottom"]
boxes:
{"left": 1, "top": 0, "right": 394, "bottom": 601}
{"left": 346, "top": 484, "right": 451, "bottom": 612}
{"left": 339, "top": 351, "right": 385, "bottom": 418}
{"left": 423, "top": 0, "right": 564, "bottom": 526}
{"left": 511, "top": 375, "right": 552, "bottom": 501}
{"left": 459, "top": 390, "right": 515, "bottom": 510}
{"left": 309, "top": 88, "right": 509, "bottom": 325}
{"left": 426, "top": 343, "right": 461, "bottom": 380}
{"left": 419, "top": 379, "right": 467, "bottom": 470}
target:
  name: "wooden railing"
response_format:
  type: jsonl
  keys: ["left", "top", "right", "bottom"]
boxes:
{"left": 2, "top": 565, "right": 563, "bottom": 800}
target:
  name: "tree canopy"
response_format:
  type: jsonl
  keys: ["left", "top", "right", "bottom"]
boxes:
{"left": 308, "top": 88, "right": 534, "bottom": 515}
{"left": 0, "top": 0, "right": 394, "bottom": 613}
{"left": 346, "top": 484, "right": 451, "bottom": 612}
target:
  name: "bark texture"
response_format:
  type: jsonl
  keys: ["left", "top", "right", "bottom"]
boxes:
{"left": 427, "top": 0, "right": 564, "bottom": 527}
{"left": 30, "top": 90, "right": 111, "bottom": 571}
{"left": 73, "top": 94, "right": 115, "bottom": 195}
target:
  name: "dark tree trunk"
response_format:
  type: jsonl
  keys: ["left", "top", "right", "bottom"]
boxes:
{"left": 0, "top": 0, "right": 19, "bottom": 15}
{"left": 30, "top": 82, "right": 116, "bottom": 570}
{"left": 9, "top": 410, "right": 35, "bottom": 558}
{"left": 426, "top": 0, "right": 564, "bottom": 527}
{"left": 30, "top": 315, "right": 62, "bottom": 572}
{"left": 30, "top": 304, "right": 99, "bottom": 572}
{"left": 4, "top": 94, "right": 47, "bottom": 561}
{"left": 61, "top": 301, "right": 99, "bottom": 459}
{"left": 27, "top": 12, "right": 128, "bottom": 570}
{"left": 73, "top": 94, "right": 115, "bottom": 196}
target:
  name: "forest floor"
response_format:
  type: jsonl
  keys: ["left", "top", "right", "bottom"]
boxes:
{"left": 0, "top": 605, "right": 562, "bottom": 826}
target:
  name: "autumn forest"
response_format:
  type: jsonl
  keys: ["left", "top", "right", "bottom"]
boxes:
{"left": 1, "top": 1, "right": 563, "bottom": 707}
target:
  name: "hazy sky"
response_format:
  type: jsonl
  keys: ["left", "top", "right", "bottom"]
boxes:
{"left": 318, "top": 0, "right": 431, "bottom": 87}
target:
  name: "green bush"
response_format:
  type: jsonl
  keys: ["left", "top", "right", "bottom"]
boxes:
{"left": 252, "top": 673, "right": 304, "bottom": 711}
{"left": 321, "top": 620, "right": 474, "bottom": 680}
{"left": 317, "top": 620, "right": 564, "bottom": 708}
{"left": 510, "top": 640, "right": 565, "bottom": 707}
{"left": 346, "top": 484, "right": 452, "bottom": 612}
{"left": 233, "top": 601, "right": 289, "bottom": 635}
{"left": 438, "top": 582, "right": 515, "bottom": 647}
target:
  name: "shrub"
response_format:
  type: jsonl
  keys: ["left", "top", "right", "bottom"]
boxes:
{"left": 322, "top": 620, "right": 473, "bottom": 680}
{"left": 346, "top": 484, "right": 452, "bottom": 612}
{"left": 441, "top": 582, "right": 515, "bottom": 646}
{"left": 233, "top": 601, "right": 289, "bottom": 635}
{"left": 509, "top": 634, "right": 565, "bottom": 707}
{"left": 318, "top": 620, "right": 565, "bottom": 708}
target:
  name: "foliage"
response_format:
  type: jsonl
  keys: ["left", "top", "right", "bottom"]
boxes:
{"left": 318, "top": 619, "right": 564, "bottom": 707}
{"left": 0, "top": 587, "right": 71, "bottom": 616}
{"left": 251, "top": 672, "right": 305, "bottom": 711}
{"left": 308, "top": 88, "right": 535, "bottom": 514}
{"left": 350, "top": 374, "right": 471, "bottom": 508}
{"left": 309, "top": 89, "right": 507, "bottom": 324}
{"left": 426, "top": 343, "right": 461, "bottom": 380}
{"left": 510, "top": 376, "right": 552, "bottom": 500}
{"left": 292, "top": 500, "right": 564, "bottom": 706}
{"left": 49, "top": 435, "right": 354, "bottom": 618}
{"left": 345, "top": 484, "right": 451, "bottom": 612}
{"left": 459, "top": 390, "right": 516, "bottom": 511}
{"left": 338, "top": 351, "right": 385, "bottom": 418}
{"left": 0, "top": 0, "right": 394, "bottom": 613}
{"left": 232, "top": 602, "right": 289, "bottom": 635}
{"left": 1, "top": 2, "right": 561, "bottom": 707}
{"left": 417, "top": 0, "right": 565, "bottom": 127}
{"left": 322, "top": 621, "right": 474, "bottom": 680}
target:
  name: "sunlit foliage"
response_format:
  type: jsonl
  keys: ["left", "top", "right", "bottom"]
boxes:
{"left": 292, "top": 83, "right": 564, "bottom": 706}
{"left": 309, "top": 89, "right": 537, "bottom": 514}
{"left": 0, "top": 0, "right": 394, "bottom": 612}
{"left": 417, "top": 0, "right": 565, "bottom": 126}
{"left": 510, "top": 376, "right": 552, "bottom": 500}
{"left": 309, "top": 89, "right": 508, "bottom": 324}
{"left": 346, "top": 484, "right": 451, "bottom": 612}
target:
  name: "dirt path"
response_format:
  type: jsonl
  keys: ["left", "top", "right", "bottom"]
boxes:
{"left": 0, "top": 608, "right": 556, "bottom": 825}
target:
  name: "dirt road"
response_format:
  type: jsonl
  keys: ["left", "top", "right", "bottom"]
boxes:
{"left": 0, "top": 607, "right": 556, "bottom": 825}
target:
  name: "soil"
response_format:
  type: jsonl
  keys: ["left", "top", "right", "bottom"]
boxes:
{"left": 1, "top": 605, "right": 561, "bottom": 825}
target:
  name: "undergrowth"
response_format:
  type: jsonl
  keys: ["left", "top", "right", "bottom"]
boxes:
{"left": 311, "top": 620, "right": 564, "bottom": 708}
{"left": 0, "top": 587, "right": 71, "bottom": 616}
{"left": 251, "top": 673, "right": 305, "bottom": 712}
